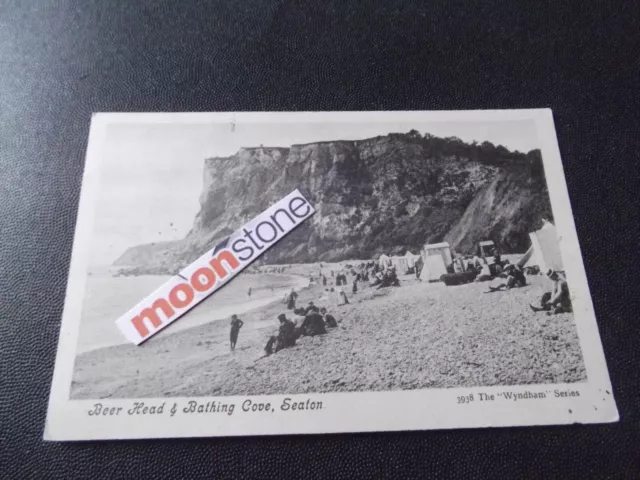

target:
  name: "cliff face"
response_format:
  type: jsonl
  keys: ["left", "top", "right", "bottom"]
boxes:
{"left": 115, "top": 133, "right": 552, "bottom": 273}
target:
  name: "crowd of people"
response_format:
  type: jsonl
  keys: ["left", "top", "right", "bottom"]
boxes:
{"left": 371, "top": 266, "right": 400, "bottom": 288}
{"left": 486, "top": 264, "right": 527, "bottom": 290}
{"left": 449, "top": 248, "right": 505, "bottom": 277}
{"left": 228, "top": 299, "right": 341, "bottom": 356}
{"left": 481, "top": 262, "right": 571, "bottom": 315}
{"left": 453, "top": 246, "right": 573, "bottom": 315}
{"left": 227, "top": 249, "right": 573, "bottom": 355}
{"left": 243, "top": 262, "right": 378, "bottom": 357}
{"left": 264, "top": 301, "right": 339, "bottom": 356}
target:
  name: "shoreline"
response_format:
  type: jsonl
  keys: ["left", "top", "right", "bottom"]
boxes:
{"left": 71, "top": 275, "right": 329, "bottom": 399}
{"left": 71, "top": 267, "right": 586, "bottom": 400}
{"left": 75, "top": 271, "right": 312, "bottom": 355}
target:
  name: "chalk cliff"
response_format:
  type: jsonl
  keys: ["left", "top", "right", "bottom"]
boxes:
{"left": 115, "top": 133, "right": 552, "bottom": 273}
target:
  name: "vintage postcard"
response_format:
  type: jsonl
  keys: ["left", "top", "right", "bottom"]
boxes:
{"left": 45, "top": 110, "right": 618, "bottom": 441}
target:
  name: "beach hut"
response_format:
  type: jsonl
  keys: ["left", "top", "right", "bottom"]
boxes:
{"left": 403, "top": 251, "right": 419, "bottom": 268}
{"left": 478, "top": 240, "right": 495, "bottom": 257}
{"left": 421, "top": 242, "right": 452, "bottom": 267}
{"left": 517, "top": 221, "right": 564, "bottom": 272}
{"left": 389, "top": 255, "right": 410, "bottom": 273}
{"left": 419, "top": 254, "right": 447, "bottom": 282}
{"left": 378, "top": 254, "right": 391, "bottom": 267}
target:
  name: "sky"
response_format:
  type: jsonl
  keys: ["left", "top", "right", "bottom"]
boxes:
{"left": 90, "top": 118, "right": 538, "bottom": 266}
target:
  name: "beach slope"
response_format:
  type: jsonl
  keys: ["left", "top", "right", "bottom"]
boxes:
{"left": 71, "top": 273, "right": 585, "bottom": 399}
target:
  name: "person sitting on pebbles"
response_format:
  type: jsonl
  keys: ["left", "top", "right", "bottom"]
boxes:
{"left": 320, "top": 307, "right": 338, "bottom": 328}
{"left": 265, "top": 313, "right": 297, "bottom": 355}
{"left": 299, "top": 308, "right": 327, "bottom": 336}
{"left": 338, "top": 287, "right": 350, "bottom": 305}
{"left": 530, "top": 269, "right": 572, "bottom": 314}
{"left": 486, "top": 264, "right": 526, "bottom": 292}
{"left": 474, "top": 258, "right": 493, "bottom": 282}
{"left": 304, "top": 301, "right": 320, "bottom": 314}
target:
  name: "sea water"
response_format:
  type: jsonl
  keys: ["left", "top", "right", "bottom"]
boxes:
{"left": 75, "top": 269, "right": 308, "bottom": 353}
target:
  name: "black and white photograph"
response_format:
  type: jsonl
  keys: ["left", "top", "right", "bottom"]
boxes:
{"left": 46, "top": 111, "right": 617, "bottom": 440}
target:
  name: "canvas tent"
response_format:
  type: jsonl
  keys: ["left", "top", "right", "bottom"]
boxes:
{"left": 419, "top": 254, "right": 447, "bottom": 282}
{"left": 517, "top": 221, "right": 564, "bottom": 272}
{"left": 478, "top": 240, "right": 495, "bottom": 257}
{"left": 418, "top": 242, "right": 452, "bottom": 283}
{"left": 421, "top": 242, "right": 452, "bottom": 267}
{"left": 404, "top": 251, "right": 420, "bottom": 268}
{"left": 389, "top": 256, "right": 409, "bottom": 273}
{"left": 378, "top": 254, "right": 391, "bottom": 267}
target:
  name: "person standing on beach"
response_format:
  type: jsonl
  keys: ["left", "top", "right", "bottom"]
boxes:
{"left": 338, "top": 287, "right": 350, "bottom": 305}
{"left": 248, "top": 287, "right": 252, "bottom": 299}
{"left": 352, "top": 278, "right": 358, "bottom": 294}
{"left": 229, "top": 314, "right": 244, "bottom": 351}
{"left": 287, "top": 288, "right": 298, "bottom": 310}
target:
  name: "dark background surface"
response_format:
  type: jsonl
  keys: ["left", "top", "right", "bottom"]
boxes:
{"left": 1, "top": 0, "right": 638, "bottom": 478}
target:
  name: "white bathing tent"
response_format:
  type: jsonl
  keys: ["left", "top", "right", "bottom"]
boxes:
{"left": 389, "top": 255, "right": 409, "bottom": 272}
{"left": 378, "top": 254, "right": 391, "bottom": 267}
{"left": 419, "top": 242, "right": 452, "bottom": 282}
{"left": 421, "top": 242, "right": 452, "bottom": 267}
{"left": 517, "top": 221, "right": 564, "bottom": 272}
{"left": 419, "top": 254, "right": 447, "bottom": 282}
{"left": 404, "top": 251, "right": 420, "bottom": 268}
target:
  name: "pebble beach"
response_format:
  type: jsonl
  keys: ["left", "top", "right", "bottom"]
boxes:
{"left": 71, "top": 262, "right": 586, "bottom": 399}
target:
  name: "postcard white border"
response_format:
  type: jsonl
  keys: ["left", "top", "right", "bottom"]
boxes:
{"left": 45, "top": 110, "right": 618, "bottom": 441}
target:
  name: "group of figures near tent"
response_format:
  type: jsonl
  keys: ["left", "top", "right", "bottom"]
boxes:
{"left": 224, "top": 219, "right": 574, "bottom": 364}
{"left": 377, "top": 220, "right": 572, "bottom": 316}
{"left": 378, "top": 252, "right": 421, "bottom": 276}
